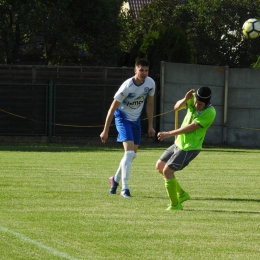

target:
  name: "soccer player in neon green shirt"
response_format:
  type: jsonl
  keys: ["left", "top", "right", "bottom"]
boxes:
{"left": 156, "top": 87, "right": 216, "bottom": 210}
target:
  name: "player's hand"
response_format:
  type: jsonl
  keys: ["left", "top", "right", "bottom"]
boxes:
{"left": 100, "top": 131, "right": 108, "bottom": 143}
{"left": 185, "top": 89, "right": 195, "bottom": 101}
{"left": 157, "top": 131, "right": 171, "bottom": 141}
{"left": 148, "top": 127, "right": 156, "bottom": 138}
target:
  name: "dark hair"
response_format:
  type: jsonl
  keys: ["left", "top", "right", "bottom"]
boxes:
{"left": 135, "top": 58, "right": 150, "bottom": 67}
{"left": 195, "top": 87, "right": 212, "bottom": 106}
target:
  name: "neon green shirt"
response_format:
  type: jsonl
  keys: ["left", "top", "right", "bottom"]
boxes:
{"left": 175, "top": 95, "right": 216, "bottom": 151}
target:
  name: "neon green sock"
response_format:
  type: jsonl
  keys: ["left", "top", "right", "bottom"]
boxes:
{"left": 165, "top": 178, "right": 178, "bottom": 206}
{"left": 176, "top": 179, "right": 184, "bottom": 196}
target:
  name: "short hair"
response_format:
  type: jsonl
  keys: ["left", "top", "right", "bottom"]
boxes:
{"left": 135, "top": 58, "right": 150, "bottom": 67}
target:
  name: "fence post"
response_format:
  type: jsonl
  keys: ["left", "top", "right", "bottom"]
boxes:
{"left": 48, "top": 80, "right": 54, "bottom": 142}
{"left": 175, "top": 110, "right": 178, "bottom": 140}
{"left": 160, "top": 61, "right": 165, "bottom": 132}
{"left": 32, "top": 66, "right": 36, "bottom": 84}
{"left": 223, "top": 65, "right": 229, "bottom": 144}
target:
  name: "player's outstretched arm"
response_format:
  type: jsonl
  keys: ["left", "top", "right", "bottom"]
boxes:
{"left": 157, "top": 122, "right": 200, "bottom": 141}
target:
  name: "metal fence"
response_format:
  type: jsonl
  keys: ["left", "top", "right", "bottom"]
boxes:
{"left": 0, "top": 83, "right": 48, "bottom": 136}
{"left": 4, "top": 63, "right": 260, "bottom": 147}
{"left": 0, "top": 65, "right": 138, "bottom": 141}
{"left": 0, "top": 82, "right": 115, "bottom": 139}
{"left": 0, "top": 81, "right": 152, "bottom": 141}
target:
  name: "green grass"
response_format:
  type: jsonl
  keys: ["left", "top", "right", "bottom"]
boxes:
{"left": 0, "top": 143, "right": 259, "bottom": 260}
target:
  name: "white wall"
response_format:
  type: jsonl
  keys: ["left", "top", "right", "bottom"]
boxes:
{"left": 160, "top": 62, "right": 260, "bottom": 148}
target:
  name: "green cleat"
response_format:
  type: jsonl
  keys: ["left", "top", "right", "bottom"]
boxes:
{"left": 166, "top": 203, "right": 183, "bottom": 211}
{"left": 178, "top": 192, "right": 190, "bottom": 204}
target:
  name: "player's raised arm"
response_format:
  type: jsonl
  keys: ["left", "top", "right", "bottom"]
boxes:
{"left": 174, "top": 89, "right": 195, "bottom": 111}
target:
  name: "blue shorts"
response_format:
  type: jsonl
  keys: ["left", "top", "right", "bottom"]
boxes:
{"left": 115, "top": 116, "right": 141, "bottom": 145}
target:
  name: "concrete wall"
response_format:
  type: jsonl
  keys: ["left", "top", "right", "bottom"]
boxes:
{"left": 160, "top": 62, "right": 260, "bottom": 148}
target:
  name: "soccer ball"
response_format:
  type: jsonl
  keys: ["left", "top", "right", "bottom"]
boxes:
{"left": 242, "top": 18, "right": 260, "bottom": 39}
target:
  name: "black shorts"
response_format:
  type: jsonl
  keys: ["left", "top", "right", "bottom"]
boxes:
{"left": 159, "top": 144, "right": 200, "bottom": 171}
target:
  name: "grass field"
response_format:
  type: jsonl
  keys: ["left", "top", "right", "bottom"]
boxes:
{"left": 0, "top": 142, "right": 259, "bottom": 260}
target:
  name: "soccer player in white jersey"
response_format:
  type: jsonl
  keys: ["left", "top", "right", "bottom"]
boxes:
{"left": 100, "top": 59, "right": 156, "bottom": 198}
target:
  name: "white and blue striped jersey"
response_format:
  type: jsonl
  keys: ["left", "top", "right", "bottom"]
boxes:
{"left": 113, "top": 77, "right": 155, "bottom": 121}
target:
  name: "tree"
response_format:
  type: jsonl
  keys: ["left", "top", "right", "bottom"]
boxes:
{"left": 172, "top": 0, "right": 260, "bottom": 67}
{"left": 138, "top": 26, "right": 190, "bottom": 75}
{"left": 0, "top": 0, "right": 125, "bottom": 65}
{"left": 119, "top": 0, "right": 260, "bottom": 69}
{"left": 68, "top": 0, "right": 125, "bottom": 66}
{"left": 118, "top": 0, "right": 189, "bottom": 73}
{"left": 0, "top": 0, "right": 28, "bottom": 64}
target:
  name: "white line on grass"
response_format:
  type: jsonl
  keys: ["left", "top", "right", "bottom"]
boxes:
{"left": 0, "top": 225, "right": 80, "bottom": 260}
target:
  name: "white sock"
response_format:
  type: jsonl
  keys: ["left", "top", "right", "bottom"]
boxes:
{"left": 121, "top": 151, "right": 135, "bottom": 190}
{"left": 114, "top": 152, "right": 136, "bottom": 184}
{"left": 114, "top": 163, "right": 122, "bottom": 183}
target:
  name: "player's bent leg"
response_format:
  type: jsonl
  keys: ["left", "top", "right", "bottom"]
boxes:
{"left": 121, "top": 150, "right": 135, "bottom": 185}
{"left": 110, "top": 141, "right": 137, "bottom": 195}
{"left": 178, "top": 192, "right": 190, "bottom": 204}
{"left": 176, "top": 179, "right": 184, "bottom": 197}
{"left": 120, "top": 150, "right": 135, "bottom": 198}
{"left": 175, "top": 179, "right": 190, "bottom": 203}
{"left": 114, "top": 151, "right": 137, "bottom": 184}
{"left": 114, "top": 161, "right": 122, "bottom": 183}
{"left": 109, "top": 176, "right": 119, "bottom": 194}
{"left": 155, "top": 159, "right": 166, "bottom": 175}
{"left": 163, "top": 167, "right": 182, "bottom": 210}
{"left": 165, "top": 178, "right": 182, "bottom": 209}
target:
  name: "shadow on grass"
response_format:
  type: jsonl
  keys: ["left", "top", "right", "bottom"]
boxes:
{"left": 138, "top": 196, "right": 260, "bottom": 203}
{"left": 0, "top": 141, "right": 173, "bottom": 152}
{"left": 0, "top": 143, "right": 123, "bottom": 152}
{"left": 140, "top": 195, "right": 260, "bottom": 214}
{"left": 0, "top": 142, "right": 259, "bottom": 152}
{"left": 194, "top": 197, "right": 260, "bottom": 203}
{"left": 185, "top": 197, "right": 260, "bottom": 214}
{"left": 201, "top": 143, "right": 260, "bottom": 153}
{"left": 185, "top": 209, "right": 260, "bottom": 214}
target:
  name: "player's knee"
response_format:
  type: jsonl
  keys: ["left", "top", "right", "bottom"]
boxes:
{"left": 123, "top": 151, "right": 135, "bottom": 165}
{"left": 155, "top": 160, "right": 164, "bottom": 173}
{"left": 163, "top": 166, "right": 175, "bottom": 179}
